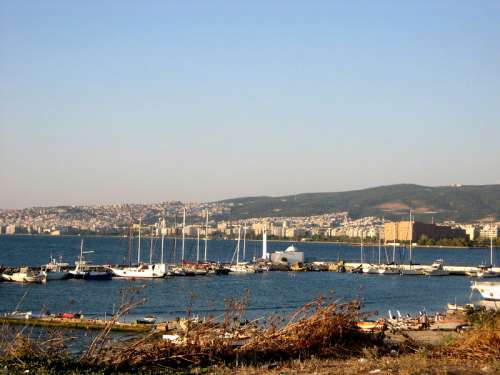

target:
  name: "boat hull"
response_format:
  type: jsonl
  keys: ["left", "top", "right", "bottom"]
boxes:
{"left": 471, "top": 281, "right": 500, "bottom": 301}
{"left": 44, "top": 271, "right": 69, "bottom": 281}
{"left": 111, "top": 265, "right": 165, "bottom": 279}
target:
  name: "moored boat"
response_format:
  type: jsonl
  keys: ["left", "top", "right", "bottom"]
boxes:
{"left": 110, "top": 263, "right": 165, "bottom": 278}
{"left": 41, "top": 257, "right": 69, "bottom": 281}
{"left": 69, "top": 239, "right": 112, "bottom": 280}
{"left": 2, "top": 267, "right": 46, "bottom": 283}
{"left": 471, "top": 281, "right": 500, "bottom": 301}
{"left": 378, "top": 265, "right": 400, "bottom": 275}
{"left": 424, "top": 259, "right": 450, "bottom": 276}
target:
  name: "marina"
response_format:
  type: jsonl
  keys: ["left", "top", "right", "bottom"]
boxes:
{"left": 1, "top": 235, "right": 499, "bottom": 322}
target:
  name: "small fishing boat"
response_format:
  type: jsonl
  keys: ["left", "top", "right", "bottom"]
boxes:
{"left": 69, "top": 239, "right": 112, "bottom": 280}
{"left": 378, "top": 265, "right": 400, "bottom": 275}
{"left": 136, "top": 315, "right": 157, "bottom": 324}
{"left": 424, "top": 259, "right": 450, "bottom": 276}
{"left": 362, "top": 265, "right": 380, "bottom": 274}
{"left": 400, "top": 267, "right": 424, "bottom": 276}
{"left": 41, "top": 257, "right": 69, "bottom": 281}
{"left": 2, "top": 267, "right": 46, "bottom": 283}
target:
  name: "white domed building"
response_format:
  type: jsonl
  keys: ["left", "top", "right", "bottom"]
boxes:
{"left": 271, "top": 245, "right": 305, "bottom": 265}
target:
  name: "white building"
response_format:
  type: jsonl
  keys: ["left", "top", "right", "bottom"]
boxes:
{"left": 271, "top": 245, "right": 305, "bottom": 265}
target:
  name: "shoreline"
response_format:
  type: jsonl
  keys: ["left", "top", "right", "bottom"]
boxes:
{"left": 1, "top": 233, "right": 496, "bottom": 250}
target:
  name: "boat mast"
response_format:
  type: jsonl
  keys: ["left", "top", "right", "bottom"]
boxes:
{"left": 160, "top": 218, "right": 165, "bottom": 265}
{"left": 360, "top": 233, "right": 364, "bottom": 263}
{"left": 196, "top": 227, "right": 200, "bottom": 263}
{"left": 393, "top": 222, "right": 396, "bottom": 263}
{"left": 204, "top": 209, "right": 209, "bottom": 262}
{"left": 137, "top": 217, "right": 142, "bottom": 264}
{"left": 409, "top": 209, "right": 412, "bottom": 267}
{"left": 262, "top": 225, "right": 268, "bottom": 259}
{"left": 79, "top": 238, "right": 84, "bottom": 266}
{"left": 236, "top": 225, "right": 241, "bottom": 265}
{"left": 243, "top": 223, "right": 247, "bottom": 261}
{"left": 127, "top": 223, "right": 132, "bottom": 266}
{"left": 378, "top": 225, "right": 381, "bottom": 265}
{"left": 181, "top": 207, "right": 186, "bottom": 263}
{"left": 149, "top": 226, "right": 153, "bottom": 265}
{"left": 491, "top": 221, "right": 494, "bottom": 266}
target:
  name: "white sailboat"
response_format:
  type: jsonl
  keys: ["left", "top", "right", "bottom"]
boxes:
{"left": 477, "top": 225, "right": 499, "bottom": 278}
{"left": 230, "top": 225, "right": 255, "bottom": 273}
{"left": 110, "top": 219, "right": 165, "bottom": 278}
{"left": 379, "top": 223, "right": 400, "bottom": 275}
{"left": 401, "top": 210, "right": 424, "bottom": 276}
{"left": 363, "top": 231, "right": 382, "bottom": 274}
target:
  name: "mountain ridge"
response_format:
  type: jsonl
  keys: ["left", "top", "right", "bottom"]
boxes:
{"left": 219, "top": 184, "right": 500, "bottom": 222}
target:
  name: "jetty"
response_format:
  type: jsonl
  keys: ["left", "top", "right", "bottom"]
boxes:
{"left": 0, "top": 313, "right": 152, "bottom": 332}
{"left": 344, "top": 262, "right": 500, "bottom": 275}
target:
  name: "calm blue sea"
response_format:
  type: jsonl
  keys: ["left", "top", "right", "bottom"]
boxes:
{"left": 0, "top": 235, "right": 497, "bottom": 321}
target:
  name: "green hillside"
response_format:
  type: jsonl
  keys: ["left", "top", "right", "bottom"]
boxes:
{"left": 219, "top": 184, "right": 500, "bottom": 222}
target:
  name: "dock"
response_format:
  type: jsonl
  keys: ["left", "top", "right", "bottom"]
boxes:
{"left": 0, "top": 315, "right": 153, "bottom": 332}
{"left": 343, "top": 262, "right": 500, "bottom": 275}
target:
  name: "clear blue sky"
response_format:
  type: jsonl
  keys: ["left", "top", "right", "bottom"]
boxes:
{"left": 1, "top": 1, "right": 499, "bottom": 208}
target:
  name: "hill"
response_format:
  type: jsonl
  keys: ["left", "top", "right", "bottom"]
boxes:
{"left": 219, "top": 184, "right": 500, "bottom": 222}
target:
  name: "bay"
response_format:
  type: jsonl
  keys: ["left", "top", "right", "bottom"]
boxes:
{"left": 0, "top": 235, "right": 496, "bottom": 321}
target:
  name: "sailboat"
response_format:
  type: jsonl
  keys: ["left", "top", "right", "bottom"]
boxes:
{"left": 401, "top": 210, "right": 424, "bottom": 276}
{"left": 110, "top": 219, "right": 165, "bottom": 279}
{"left": 69, "top": 239, "right": 112, "bottom": 280}
{"left": 378, "top": 223, "right": 400, "bottom": 275}
{"left": 476, "top": 226, "right": 499, "bottom": 278}
{"left": 229, "top": 225, "right": 255, "bottom": 273}
{"left": 363, "top": 230, "right": 382, "bottom": 274}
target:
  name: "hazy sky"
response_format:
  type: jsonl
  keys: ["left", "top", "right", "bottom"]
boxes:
{"left": 1, "top": 1, "right": 499, "bottom": 208}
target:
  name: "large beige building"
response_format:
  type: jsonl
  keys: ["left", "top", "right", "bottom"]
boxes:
{"left": 479, "top": 225, "right": 499, "bottom": 239}
{"left": 384, "top": 221, "right": 466, "bottom": 243}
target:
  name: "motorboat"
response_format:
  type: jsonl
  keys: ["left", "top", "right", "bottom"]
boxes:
{"left": 471, "top": 281, "right": 500, "bottom": 301}
{"left": 69, "top": 239, "right": 112, "bottom": 280}
{"left": 2, "top": 267, "right": 46, "bottom": 283}
{"left": 362, "top": 265, "right": 380, "bottom": 274}
{"left": 69, "top": 264, "right": 112, "bottom": 280}
{"left": 41, "top": 257, "right": 69, "bottom": 281}
{"left": 424, "top": 259, "right": 450, "bottom": 276}
{"left": 378, "top": 265, "right": 400, "bottom": 275}
{"left": 400, "top": 266, "right": 424, "bottom": 276}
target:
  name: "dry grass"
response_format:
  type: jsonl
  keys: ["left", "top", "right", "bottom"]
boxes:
{"left": 2, "top": 288, "right": 499, "bottom": 374}
{"left": 438, "top": 311, "right": 500, "bottom": 362}
{"left": 94, "top": 295, "right": 382, "bottom": 371}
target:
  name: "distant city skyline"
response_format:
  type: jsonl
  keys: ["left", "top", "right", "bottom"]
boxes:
{"left": 1, "top": 1, "right": 499, "bottom": 209}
